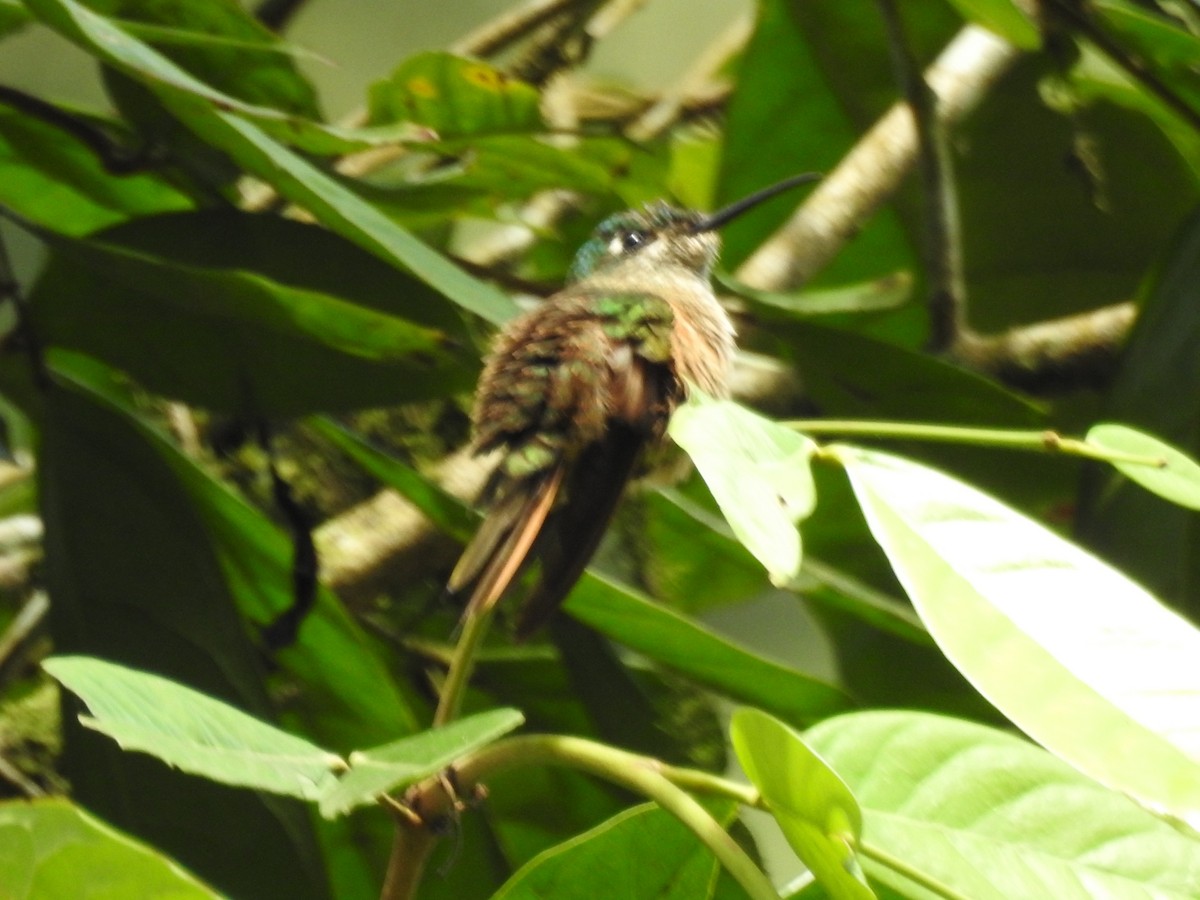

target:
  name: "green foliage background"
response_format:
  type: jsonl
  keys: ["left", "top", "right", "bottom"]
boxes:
{"left": 2, "top": 1, "right": 1200, "bottom": 898}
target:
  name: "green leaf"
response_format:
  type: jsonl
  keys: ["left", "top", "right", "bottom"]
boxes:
{"left": 45, "top": 656, "right": 344, "bottom": 801}
{"left": 1092, "top": 0, "right": 1200, "bottom": 111}
{"left": 669, "top": 396, "right": 817, "bottom": 586}
{"left": 493, "top": 801, "right": 742, "bottom": 900}
{"left": 36, "top": 359, "right": 331, "bottom": 899}
{"left": 941, "top": 0, "right": 1040, "bottom": 48}
{"left": 18, "top": 0, "right": 423, "bottom": 155}
{"left": 0, "top": 106, "right": 192, "bottom": 234}
{"left": 1088, "top": 422, "right": 1200, "bottom": 510}
{"left": 731, "top": 708, "right": 873, "bottom": 900}
{"left": 807, "top": 711, "right": 1200, "bottom": 899}
{"left": 835, "top": 445, "right": 1200, "bottom": 831}
{"left": 0, "top": 0, "right": 31, "bottom": 36}
{"left": 207, "top": 109, "right": 517, "bottom": 322}
{"left": 565, "top": 572, "right": 851, "bottom": 725}
{"left": 48, "top": 350, "right": 422, "bottom": 748}
{"left": 368, "top": 51, "right": 543, "bottom": 137}
{"left": 0, "top": 797, "right": 219, "bottom": 899}
{"left": 320, "top": 708, "right": 524, "bottom": 818}
{"left": 29, "top": 210, "right": 473, "bottom": 415}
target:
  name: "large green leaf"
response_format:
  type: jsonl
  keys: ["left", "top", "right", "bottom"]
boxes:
{"left": 0, "top": 106, "right": 192, "bottom": 234}
{"left": 731, "top": 708, "right": 873, "bottom": 900}
{"left": 835, "top": 445, "right": 1200, "bottom": 830}
{"left": 565, "top": 572, "right": 851, "bottom": 725}
{"left": 669, "top": 396, "right": 817, "bottom": 586}
{"left": 807, "top": 711, "right": 1200, "bottom": 899}
{"left": 22, "top": 0, "right": 518, "bottom": 324}
{"left": 493, "top": 801, "right": 743, "bottom": 900}
{"left": 29, "top": 210, "right": 474, "bottom": 415}
{"left": 45, "top": 655, "right": 344, "bottom": 800}
{"left": 37, "top": 365, "right": 331, "bottom": 899}
{"left": 320, "top": 708, "right": 525, "bottom": 818}
{"left": 0, "top": 798, "right": 219, "bottom": 899}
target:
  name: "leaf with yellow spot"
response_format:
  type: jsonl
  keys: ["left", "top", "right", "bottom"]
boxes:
{"left": 369, "top": 51, "right": 543, "bottom": 139}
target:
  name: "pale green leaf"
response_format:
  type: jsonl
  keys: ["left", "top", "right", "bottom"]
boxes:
{"left": 0, "top": 797, "right": 219, "bottom": 899}
{"left": 942, "top": 0, "right": 1040, "bottom": 48}
{"left": 1088, "top": 422, "right": 1200, "bottom": 510}
{"left": 808, "top": 711, "right": 1200, "bottom": 900}
{"left": 670, "top": 397, "right": 817, "bottom": 585}
{"left": 835, "top": 445, "right": 1200, "bottom": 830}
{"left": 44, "top": 656, "right": 343, "bottom": 801}
{"left": 731, "top": 708, "right": 874, "bottom": 900}
{"left": 319, "top": 708, "right": 524, "bottom": 818}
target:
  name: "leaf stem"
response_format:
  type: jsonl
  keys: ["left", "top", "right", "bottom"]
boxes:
{"left": 859, "top": 839, "right": 972, "bottom": 900}
{"left": 786, "top": 419, "right": 1166, "bottom": 468}
{"left": 454, "top": 735, "right": 779, "bottom": 899}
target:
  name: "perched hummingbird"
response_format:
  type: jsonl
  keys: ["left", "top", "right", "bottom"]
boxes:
{"left": 448, "top": 174, "right": 818, "bottom": 637}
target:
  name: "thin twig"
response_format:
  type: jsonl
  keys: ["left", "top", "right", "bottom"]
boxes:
{"left": 735, "top": 25, "right": 1020, "bottom": 292}
{"left": 875, "top": 0, "right": 967, "bottom": 354}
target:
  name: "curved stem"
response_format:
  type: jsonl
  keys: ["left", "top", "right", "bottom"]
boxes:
{"left": 455, "top": 735, "right": 778, "bottom": 900}
{"left": 787, "top": 419, "right": 1166, "bottom": 468}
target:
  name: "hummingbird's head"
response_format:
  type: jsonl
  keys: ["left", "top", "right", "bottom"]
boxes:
{"left": 566, "top": 204, "right": 717, "bottom": 284}
{"left": 565, "top": 173, "right": 821, "bottom": 284}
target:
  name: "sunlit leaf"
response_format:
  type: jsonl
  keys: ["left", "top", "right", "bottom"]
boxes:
{"left": 731, "top": 708, "right": 873, "bottom": 900}
{"left": 670, "top": 396, "right": 816, "bottom": 586}
{"left": 808, "top": 710, "right": 1200, "bottom": 899}
{"left": 836, "top": 445, "right": 1200, "bottom": 830}
{"left": 45, "top": 656, "right": 343, "bottom": 801}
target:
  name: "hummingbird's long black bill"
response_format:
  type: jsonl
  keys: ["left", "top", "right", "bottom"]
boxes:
{"left": 690, "top": 171, "right": 822, "bottom": 233}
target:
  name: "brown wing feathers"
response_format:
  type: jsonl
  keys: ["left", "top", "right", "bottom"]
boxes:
{"left": 448, "top": 293, "right": 675, "bottom": 633}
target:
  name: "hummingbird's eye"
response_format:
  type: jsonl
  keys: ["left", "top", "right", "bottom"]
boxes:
{"left": 620, "top": 230, "right": 647, "bottom": 252}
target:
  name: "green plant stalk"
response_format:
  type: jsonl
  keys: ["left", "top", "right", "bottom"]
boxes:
{"left": 787, "top": 419, "right": 1166, "bottom": 467}
{"left": 859, "top": 840, "right": 972, "bottom": 900}
{"left": 455, "top": 734, "right": 780, "bottom": 900}
{"left": 432, "top": 603, "right": 494, "bottom": 727}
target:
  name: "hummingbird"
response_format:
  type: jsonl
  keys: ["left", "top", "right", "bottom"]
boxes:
{"left": 448, "top": 174, "right": 818, "bottom": 637}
